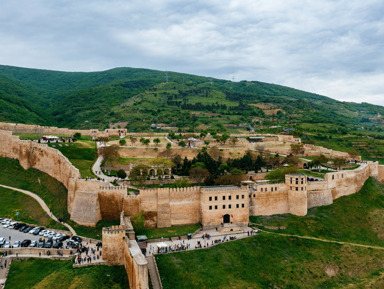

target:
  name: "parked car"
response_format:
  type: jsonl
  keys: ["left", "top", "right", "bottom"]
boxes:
{"left": 30, "top": 240, "right": 37, "bottom": 247}
{"left": 19, "top": 225, "right": 27, "bottom": 232}
{"left": 3, "top": 241, "right": 11, "bottom": 249}
{"left": 13, "top": 241, "right": 21, "bottom": 248}
{"left": 13, "top": 223, "right": 22, "bottom": 230}
{"left": 21, "top": 239, "right": 31, "bottom": 247}
{"left": 23, "top": 226, "right": 33, "bottom": 233}
{"left": 53, "top": 241, "right": 63, "bottom": 249}
{"left": 39, "top": 230, "right": 47, "bottom": 236}
{"left": 33, "top": 227, "right": 44, "bottom": 235}
{"left": 38, "top": 238, "right": 45, "bottom": 248}
{"left": 44, "top": 238, "right": 53, "bottom": 248}
{"left": 58, "top": 235, "right": 70, "bottom": 242}
{"left": 0, "top": 237, "right": 6, "bottom": 247}
{"left": 71, "top": 236, "right": 82, "bottom": 243}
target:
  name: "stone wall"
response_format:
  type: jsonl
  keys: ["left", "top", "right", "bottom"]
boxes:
{"left": 250, "top": 183, "right": 289, "bottom": 216}
{"left": 102, "top": 219, "right": 148, "bottom": 289}
{"left": 0, "top": 122, "right": 127, "bottom": 138}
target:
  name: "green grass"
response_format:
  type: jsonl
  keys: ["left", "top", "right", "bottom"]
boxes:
{"left": 6, "top": 258, "right": 128, "bottom": 289}
{"left": 0, "top": 157, "right": 69, "bottom": 221}
{"left": 49, "top": 140, "right": 97, "bottom": 178}
{"left": 251, "top": 177, "right": 384, "bottom": 246}
{"left": 135, "top": 224, "right": 200, "bottom": 239}
{"left": 0, "top": 187, "right": 67, "bottom": 230}
{"left": 156, "top": 233, "right": 384, "bottom": 289}
{"left": 68, "top": 220, "right": 121, "bottom": 240}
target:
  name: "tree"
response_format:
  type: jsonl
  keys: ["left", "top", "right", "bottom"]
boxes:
{"left": 347, "top": 149, "right": 359, "bottom": 161}
{"left": 333, "top": 157, "right": 345, "bottom": 170}
{"left": 189, "top": 166, "right": 210, "bottom": 185}
{"left": 200, "top": 132, "right": 207, "bottom": 139}
{"left": 142, "top": 139, "right": 150, "bottom": 146}
{"left": 131, "top": 211, "right": 145, "bottom": 232}
{"left": 73, "top": 132, "right": 81, "bottom": 139}
{"left": 230, "top": 137, "right": 238, "bottom": 148}
{"left": 220, "top": 133, "right": 230, "bottom": 144}
{"left": 166, "top": 143, "right": 172, "bottom": 149}
{"left": 204, "top": 140, "right": 210, "bottom": 147}
{"left": 256, "top": 144, "right": 266, "bottom": 155}
{"left": 153, "top": 138, "right": 161, "bottom": 145}
{"left": 98, "top": 145, "right": 119, "bottom": 174}
{"left": 117, "top": 169, "right": 127, "bottom": 179}
{"left": 129, "top": 164, "right": 149, "bottom": 187}
{"left": 119, "top": 139, "right": 126, "bottom": 146}
{"left": 130, "top": 137, "right": 137, "bottom": 146}
{"left": 313, "top": 155, "right": 328, "bottom": 170}
{"left": 178, "top": 140, "right": 186, "bottom": 147}
{"left": 214, "top": 173, "right": 245, "bottom": 186}
{"left": 173, "top": 178, "right": 191, "bottom": 188}
{"left": 290, "top": 143, "right": 304, "bottom": 156}
{"left": 266, "top": 166, "right": 298, "bottom": 183}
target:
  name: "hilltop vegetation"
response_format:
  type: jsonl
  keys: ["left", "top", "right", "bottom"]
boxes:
{"left": 1, "top": 65, "right": 384, "bottom": 134}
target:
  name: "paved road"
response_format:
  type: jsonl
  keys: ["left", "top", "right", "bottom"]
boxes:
{"left": 0, "top": 184, "right": 76, "bottom": 235}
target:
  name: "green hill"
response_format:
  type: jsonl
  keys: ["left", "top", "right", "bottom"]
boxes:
{"left": 1, "top": 64, "right": 384, "bottom": 132}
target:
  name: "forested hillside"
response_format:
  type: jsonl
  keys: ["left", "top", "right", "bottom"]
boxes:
{"left": 1, "top": 64, "right": 384, "bottom": 133}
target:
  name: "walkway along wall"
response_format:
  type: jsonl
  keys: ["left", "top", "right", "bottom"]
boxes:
{"left": 102, "top": 217, "right": 149, "bottom": 289}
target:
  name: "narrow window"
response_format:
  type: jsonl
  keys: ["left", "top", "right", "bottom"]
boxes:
{"left": 223, "top": 196, "right": 226, "bottom": 200}
{"left": 271, "top": 187, "right": 273, "bottom": 192}
{"left": 209, "top": 196, "right": 212, "bottom": 201}
{"left": 236, "top": 195, "right": 239, "bottom": 199}
{"left": 242, "top": 204, "right": 245, "bottom": 208}
{"left": 229, "top": 205, "right": 232, "bottom": 209}
{"left": 229, "top": 196, "right": 231, "bottom": 200}
{"left": 209, "top": 206, "right": 212, "bottom": 210}
{"left": 236, "top": 204, "right": 239, "bottom": 208}
{"left": 253, "top": 194, "right": 255, "bottom": 197}
{"left": 296, "top": 187, "right": 299, "bottom": 191}
{"left": 215, "top": 196, "right": 218, "bottom": 201}
{"left": 223, "top": 205, "right": 226, "bottom": 209}
{"left": 215, "top": 205, "right": 218, "bottom": 210}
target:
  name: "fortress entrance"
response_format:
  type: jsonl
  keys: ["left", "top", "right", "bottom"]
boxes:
{"left": 223, "top": 214, "right": 230, "bottom": 224}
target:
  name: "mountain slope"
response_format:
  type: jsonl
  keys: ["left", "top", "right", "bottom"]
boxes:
{"left": 0, "top": 64, "right": 383, "bottom": 132}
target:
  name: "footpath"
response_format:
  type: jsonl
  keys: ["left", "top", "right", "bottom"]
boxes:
{"left": 0, "top": 184, "right": 76, "bottom": 235}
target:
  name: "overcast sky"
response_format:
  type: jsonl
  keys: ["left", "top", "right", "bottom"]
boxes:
{"left": 1, "top": 0, "right": 384, "bottom": 105}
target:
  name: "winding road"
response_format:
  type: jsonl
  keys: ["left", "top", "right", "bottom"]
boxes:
{"left": 0, "top": 184, "right": 76, "bottom": 235}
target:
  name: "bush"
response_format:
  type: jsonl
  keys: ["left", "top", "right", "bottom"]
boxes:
{"left": 117, "top": 169, "right": 127, "bottom": 179}
{"left": 119, "top": 139, "right": 126, "bottom": 146}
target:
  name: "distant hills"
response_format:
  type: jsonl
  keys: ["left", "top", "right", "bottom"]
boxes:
{"left": 0, "top": 64, "right": 384, "bottom": 132}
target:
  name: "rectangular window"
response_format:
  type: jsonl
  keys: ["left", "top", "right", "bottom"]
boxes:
{"left": 229, "top": 204, "right": 231, "bottom": 209}
{"left": 209, "top": 196, "right": 212, "bottom": 201}
{"left": 229, "top": 196, "right": 231, "bottom": 200}
{"left": 236, "top": 204, "right": 239, "bottom": 208}
{"left": 236, "top": 195, "right": 239, "bottom": 199}
{"left": 296, "top": 179, "right": 299, "bottom": 184}
{"left": 209, "top": 206, "right": 212, "bottom": 210}
{"left": 242, "top": 195, "right": 244, "bottom": 199}
{"left": 296, "top": 187, "right": 298, "bottom": 191}
{"left": 223, "top": 196, "right": 226, "bottom": 200}
{"left": 290, "top": 178, "right": 292, "bottom": 184}
{"left": 301, "top": 187, "right": 304, "bottom": 191}
{"left": 215, "top": 205, "right": 218, "bottom": 210}
{"left": 301, "top": 180, "right": 304, "bottom": 184}
{"left": 253, "top": 194, "right": 255, "bottom": 197}
{"left": 271, "top": 187, "right": 273, "bottom": 192}
{"left": 215, "top": 196, "right": 218, "bottom": 201}
{"left": 223, "top": 205, "right": 226, "bottom": 209}
{"left": 242, "top": 204, "right": 245, "bottom": 208}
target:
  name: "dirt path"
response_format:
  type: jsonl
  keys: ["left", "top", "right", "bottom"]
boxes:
{"left": 259, "top": 229, "right": 384, "bottom": 250}
{"left": 0, "top": 184, "right": 76, "bottom": 235}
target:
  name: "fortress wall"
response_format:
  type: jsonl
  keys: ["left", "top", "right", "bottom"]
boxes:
{"left": 307, "top": 181, "right": 333, "bottom": 208}
{"left": 139, "top": 189, "right": 160, "bottom": 227}
{"left": 124, "top": 240, "right": 149, "bottom": 289}
{"left": 378, "top": 165, "right": 384, "bottom": 182}
{"left": 0, "top": 122, "right": 127, "bottom": 138}
{"left": 0, "top": 130, "right": 81, "bottom": 188}
{"left": 169, "top": 187, "right": 201, "bottom": 226}
{"left": 70, "top": 190, "right": 101, "bottom": 226}
{"left": 250, "top": 190, "right": 289, "bottom": 216}
{"left": 102, "top": 226, "right": 149, "bottom": 289}
{"left": 325, "top": 163, "right": 376, "bottom": 200}
{"left": 123, "top": 196, "right": 141, "bottom": 217}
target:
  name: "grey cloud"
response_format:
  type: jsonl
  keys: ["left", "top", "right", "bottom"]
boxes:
{"left": 0, "top": 0, "right": 383, "bottom": 105}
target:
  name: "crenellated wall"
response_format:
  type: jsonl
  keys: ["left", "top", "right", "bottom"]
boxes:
{"left": 102, "top": 217, "right": 149, "bottom": 289}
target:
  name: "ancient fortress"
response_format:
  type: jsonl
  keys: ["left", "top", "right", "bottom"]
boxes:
{"left": 2, "top": 123, "right": 384, "bottom": 288}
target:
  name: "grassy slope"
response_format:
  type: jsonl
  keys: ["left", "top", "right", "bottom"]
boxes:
{"left": 134, "top": 224, "right": 200, "bottom": 239}
{"left": 6, "top": 259, "right": 128, "bottom": 289}
{"left": 157, "top": 234, "right": 384, "bottom": 289}
{"left": 0, "top": 187, "right": 67, "bottom": 230}
{"left": 48, "top": 138, "right": 97, "bottom": 178}
{"left": 0, "top": 157, "right": 69, "bottom": 220}
{"left": 251, "top": 177, "right": 384, "bottom": 246}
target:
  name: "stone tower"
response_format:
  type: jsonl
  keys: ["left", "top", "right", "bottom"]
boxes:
{"left": 286, "top": 174, "right": 308, "bottom": 216}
